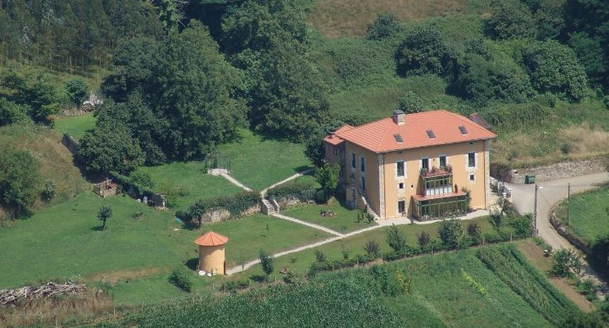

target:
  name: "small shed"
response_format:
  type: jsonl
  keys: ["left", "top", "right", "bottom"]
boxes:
{"left": 194, "top": 231, "right": 229, "bottom": 275}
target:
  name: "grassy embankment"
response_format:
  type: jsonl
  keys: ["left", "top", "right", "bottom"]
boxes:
{"left": 554, "top": 187, "right": 609, "bottom": 243}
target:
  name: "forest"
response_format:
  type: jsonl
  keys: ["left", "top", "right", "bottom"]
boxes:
{"left": 1, "top": 0, "right": 609, "bottom": 212}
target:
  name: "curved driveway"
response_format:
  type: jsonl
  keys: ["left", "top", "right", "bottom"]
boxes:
{"left": 507, "top": 172, "right": 609, "bottom": 250}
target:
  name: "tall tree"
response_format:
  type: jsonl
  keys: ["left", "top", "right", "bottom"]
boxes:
{"left": 395, "top": 25, "right": 457, "bottom": 77}
{"left": 97, "top": 205, "right": 113, "bottom": 231}
{"left": 0, "top": 148, "right": 40, "bottom": 214}
{"left": 486, "top": 0, "right": 537, "bottom": 40}
{"left": 65, "top": 78, "right": 89, "bottom": 109}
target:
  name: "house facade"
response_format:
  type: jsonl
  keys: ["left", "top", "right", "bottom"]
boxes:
{"left": 324, "top": 110, "right": 497, "bottom": 220}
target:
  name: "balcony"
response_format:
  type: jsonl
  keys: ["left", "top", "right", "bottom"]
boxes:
{"left": 420, "top": 165, "right": 452, "bottom": 178}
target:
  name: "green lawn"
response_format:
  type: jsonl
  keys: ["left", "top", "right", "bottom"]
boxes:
{"left": 132, "top": 162, "right": 243, "bottom": 210}
{"left": 217, "top": 128, "right": 312, "bottom": 190}
{"left": 237, "top": 216, "right": 512, "bottom": 277}
{"left": 555, "top": 186, "right": 609, "bottom": 243}
{"left": 282, "top": 198, "right": 375, "bottom": 233}
{"left": 53, "top": 113, "right": 96, "bottom": 140}
{"left": 0, "top": 193, "right": 331, "bottom": 289}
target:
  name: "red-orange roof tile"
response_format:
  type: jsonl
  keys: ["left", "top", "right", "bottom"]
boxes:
{"left": 194, "top": 231, "right": 229, "bottom": 247}
{"left": 331, "top": 110, "right": 496, "bottom": 153}
{"left": 323, "top": 124, "right": 354, "bottom": 146}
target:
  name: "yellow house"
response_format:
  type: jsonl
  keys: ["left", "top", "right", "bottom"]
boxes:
{"left": 324, "top": 110, "right": 497, "bottom": 220}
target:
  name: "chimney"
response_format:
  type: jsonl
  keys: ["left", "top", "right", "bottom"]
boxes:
{"left": 393, "top": 110, "right": 405, "bottom": 126}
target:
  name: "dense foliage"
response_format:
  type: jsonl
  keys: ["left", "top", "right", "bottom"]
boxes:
{"left": 266, "top": 181, "right": 317, "bottom": 204}
{"left": 0, "top": 0, "right": 163, "bottom": 71}
{"left": 0, "top": 148, "right": 40, "bottom": 213}
{"left": 185, "top": 191, "right": 261, "bottom": 225}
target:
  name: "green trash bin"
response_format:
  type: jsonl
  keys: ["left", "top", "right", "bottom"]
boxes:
{"left": 525, "top": 174, "right": 536, "bottom": 184}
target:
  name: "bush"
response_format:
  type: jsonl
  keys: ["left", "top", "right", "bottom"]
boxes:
{"left": 510, "top": 215, "right": 532, "bottom": 237}
{"left": 266, "top": 181, "right": 317, "bottom": 204}
{"left": 417, "top": 231, "right": 431, "bottom": 247}
{"left": 467, "top": 222, "right": 481, "bottom": 241}
{"left": 395, "top": 91, "right": 424, "bottom": 114}
{"left": 395, "top": 25, "right": 457, "bottom": 77}
{"left": 315, "top": 250, "right": 327, "bottom": 263}
{"left": 41, "top": 179, "right": 56, "bottom": 202}
{"left": 364, "top": 240, "right": 380, "bottom": 258}
{"left": 130, "top": 171, "right": 155, "bottom": 189}
{"left": 485, "top": 0, "right": 536, "bottom": 40}
{"left": 386, "top": 224, "right": 407, "bottom": 252}
{"left": 522, "top": 40, "right": 588, "bottom": 102}
{"left": 437, "top": 219, "right": 463, "bottom": 249}
{"left": 260, "top": 250, "right": 274, "bottom": 277}
{"left": 551, "top": 249, "right": 581, "bottom": 277}
{"left": 221, "top": 279, "right": 249, "bottom": 292}
{"left": 186, "top": 191, "right": 261, "bottom": 224}
{"left": 367, "top": 13, "right": 401, "bottom": 40}
{"left": 168, "top": 266, "right": 193, "bottom": 292}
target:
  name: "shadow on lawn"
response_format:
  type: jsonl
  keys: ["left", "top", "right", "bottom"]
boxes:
{"left": 91, "top": 226, "right": 105, "bottom": 231}
{"left": 185, "top": 258, "right": 199, "bottom": 271}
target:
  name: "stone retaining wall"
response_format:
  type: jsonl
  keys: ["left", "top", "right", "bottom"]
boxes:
{"left": 512, "top": 159, "right": 606, "bottom": 184}
{"left": 201, "top": 205, "right": 260, "bottom": 224}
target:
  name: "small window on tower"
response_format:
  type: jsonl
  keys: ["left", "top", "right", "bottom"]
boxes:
{"left": 399, "top": 182, "right": 404, "bottom": 190}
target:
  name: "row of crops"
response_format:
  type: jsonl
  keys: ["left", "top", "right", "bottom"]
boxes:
{"left": 75, "top": 244, "right": 590, "bottom": 328}
{"left": 86, "top": 277, "right": 402, "bottom": 328}
{"left": 476, "top": 245, "right": 579, "bottom": 327}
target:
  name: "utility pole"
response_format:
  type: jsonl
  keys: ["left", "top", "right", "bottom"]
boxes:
{"left": 567, "top": 182, "right": 571, "bottom": 225}
{"left": 533, "top": 184, "right": 538, "bottom": 237}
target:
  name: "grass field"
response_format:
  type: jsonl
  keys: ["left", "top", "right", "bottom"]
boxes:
{"left": 132, "top": 162, "right": 244, "bottom": 210}
{"left": 52, "top": 113, "right": 96, "bottom": 140}
{"left": 554, "top": 186, "right": 609, "bottom": 243}
{"left": 217, "top": 128, "right": 312, "bottom": 190}
{"left": 238, "top": 215, "right": 514, "bottom": 277}
{"left": 0, "top": 124, "right": 88, "bottom": 217}
{"left": 0, "top": 193, "right": 330, "bottom": 289}
{"left": 282, "top": 198, "right": 375, "bottom": 233}
{"left": 84, "top": 244, "right": 583, "bottom": 328}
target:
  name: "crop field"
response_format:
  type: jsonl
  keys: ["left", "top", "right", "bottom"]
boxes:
{"left": 132, "top": 162, "right": 244, "bottom": 210}
{"left": 554, "top": 186, "right": 609, "bottom": 243}
{"left": 0, "top": 193, "right": 330, "bottom": 289}
{"left": 216, "top": 128, "right": 312, "bottom": 190}
{"left": 80, "top": 244, "right": 583, "bottom": 328}
{"left": 52, "top": 113, "right": 96, "bottom": 140}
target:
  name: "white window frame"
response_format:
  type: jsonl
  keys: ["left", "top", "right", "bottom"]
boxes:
{"left": 397, "top": 200, "right": 406, "bottom": 215}
{"left": 396, "top": 160, "right": 405, "bottom": 178}
{"left": 420, "top": 157, "right": 430, "bottom": 170}
{"left": 439, "top": 154, "right": 447, "bottom": 168}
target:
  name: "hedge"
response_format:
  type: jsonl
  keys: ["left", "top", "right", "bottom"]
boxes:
{"left": 185, "top": 191, "right": 261, "bottom": 221}
{"left": 308, "top": 230, "right": 524, "bottom": 276}
{"left": 266, "top": 181, "right": 317, "bottom": 204}
{"left": 109, "top": 171, "right": 156, "bottom": 197}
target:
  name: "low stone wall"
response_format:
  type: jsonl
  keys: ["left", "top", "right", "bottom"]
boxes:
{"left": 512, "top": 159, "right": 606, "bottom": 184}
{"left": 549, "top": 212, "right": 592, "bottom": 256}
{"left": 61, "top": 133, "right": 80, "bottom": 158}
{"left": 200, "top": 205, "right": 260, "bottom": 224}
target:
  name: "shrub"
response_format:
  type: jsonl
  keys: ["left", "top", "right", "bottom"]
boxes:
{"left": 41, "top": 179, "right": 56, "bottom": 202}
{"left": 315, "top": 250, "right": 327, "bottom": 263}
{"left": 510, "top": 215, "right": 532, "bottom": 237}
{"left": 395, "top": 25, "right": 457, "bottom": 77}
{"left": 386, "top": 224, "right": 407, "bottom": 252}
{"left": 522, "top": 40, "right": 588, "bottom": 102}
{"left": 490, "top": 210, "right": 503, "bottom": 230}
{"left": 364, "top": 240, "right": 380, "bottom": 258}
{"left": 266, "top": 181, "right": 317, "bottom": 204}
{"left": 260, "top": 250, "right": 274, "bottom": 277}
{"left": 130, "top": 171, "right": 154, "bottom": 189}
{"left": 221, "top": 279, "right": 249, "bottom": 292}
{"left": 395, "top": 91, "right": 424, "bottom": 114}
{"left": 551, "top": 249, "right": 581, "bottom": 277}
{"left": 370, "top": 265, "right": 411, "bottom": 297}
{"left": 485, "top": 0, "right": 536, "bottom": 40}
{"left": 417, "top": 231, "right": 431, "bottom": 247}
{"left": 186, "top": 191, "right": 261, "bottom": 224}
{"left": 367, "top": 13, "right": 401, "bottom": 40}
{"left": 341, "top": 245, "right": 350, "bottom": 259}
{"left": 467, "top": 222, "right": 481, "bottom": 241}
{"left": 437, "top": 219, "right": 463, "bottom": 249}
{"left": 314, "top": 163, "right": 340, "bottom": 202}
{"left": 168, "top": 266, "right": 193, "bottom": 292}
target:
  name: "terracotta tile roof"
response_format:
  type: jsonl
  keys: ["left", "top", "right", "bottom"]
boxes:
{"left": 194, "top": 231, "right": 229, "bottom": 247}
{"left": 323, "top": 124, "right": 354, "bottom": 146}
{"left": 329, "top": 110, "right": 496, "bottom": 153}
